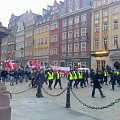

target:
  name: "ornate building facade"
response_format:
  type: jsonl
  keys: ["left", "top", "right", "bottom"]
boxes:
{"left": 60, "top": 0, "right": 92, "bottom": 69}
{"left": 91, "top": 0, "right": 120, "bottom": 69}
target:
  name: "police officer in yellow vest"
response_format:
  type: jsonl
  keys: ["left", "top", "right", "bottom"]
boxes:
{"left": 54, "top": 70, "right": 62, "bottom": 89}
{"left": 103, "top": 70, "right": 108, "bottom": 85}
{"left": 47, "top": 69, "right": 54, "bottom": 90}
{"left": 73, "top": 70, "right": 78, "bottom": 88}
{"left": 68, "top": 70, "right": 73, "bottom": 88}
{"left": 75, "top": 70, "right": 83, "bottom": 88}
{"left": 115, "top": 70, "right": 120, "bottom": 87}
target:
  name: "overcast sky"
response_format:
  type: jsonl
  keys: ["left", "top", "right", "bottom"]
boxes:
{"left": 0, "top": 0, "right": 63, "bottom": 27}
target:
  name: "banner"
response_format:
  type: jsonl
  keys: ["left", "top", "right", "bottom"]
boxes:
{"left": 53, "top": 67, "right": 70, "bottom": 75}
{"left": 31, "top": 59, "right": 40, "bottom": 70}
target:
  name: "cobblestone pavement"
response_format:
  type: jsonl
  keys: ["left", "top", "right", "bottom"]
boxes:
{"left": 6, "top": 78, "right": 120, "bottom": 120}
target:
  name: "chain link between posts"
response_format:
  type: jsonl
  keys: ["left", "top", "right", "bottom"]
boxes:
{"left": 10, "top": 87, "right": 33, "bottom": 95}
{"left": 71, "top": 89, "right": 120, "bottom": 110}
{"left": 42, "top": 87, "right": 67, "bottom": 97}
{"left": 2, "top": 91, "right": 12, "bottom": 99}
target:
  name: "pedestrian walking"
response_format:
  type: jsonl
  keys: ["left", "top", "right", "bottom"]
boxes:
{"left": 36, "top": 69, "right": 47, "bottom": 98}
{"left": 103, "top": 70, "right": 109, "bottom": 85}
{"left": 47, "top": 69, "right": 54, "bottom": 90}
{"left": 68, "top": 70, "right": 73, "bottom": 88}
{"left": 110, "top": 70, "right": 116, "bottom": 90}
{"left": 9, "top": 70, "right": 15, "bottom": 86}
{"left": 92, "top": 70, "right": 106, "bottom": 98}
{"left": 73, "top": 70, "right": 78, "bottom": 88}
{"left": 85, "top": 70, "right": 89, "bottom": 85}
{"left": 54, "top": 70, "right": 62, "bottom": 89}
{"left": 76, "top": 70, "right": 83, "bottom": 88}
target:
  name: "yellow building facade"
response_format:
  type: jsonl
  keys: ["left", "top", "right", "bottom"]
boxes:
{"left": 33, "top": 22, "right": 49, "bottom": 66}
{"left": 91, "top": 1, "right": 120, "bottom": 70}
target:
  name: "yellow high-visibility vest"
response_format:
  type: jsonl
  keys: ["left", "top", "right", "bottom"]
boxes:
{"left": 104, "top": 71, "right": 108, "bottom": 76}
{"left": 116, "top": 71, "right": 120, "bottom": 75}
{"left": 56, "top": 72, "right": 61, "bottom": 79}
{"left": 48, "top": 72, "right": 54, "bottom": 80}
{"left": 78, "top": 72, "right": 83, "bottom": 79}
{"left": 69, "top": 73, "right": 73, "bottom": 80}
{"left": 73, "top": 71, "right": 77, "bottom": 80}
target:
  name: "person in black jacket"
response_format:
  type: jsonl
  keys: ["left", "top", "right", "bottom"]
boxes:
{"left": 92, "top": 70, "right": 106, "bottom": 98}
{"left": 36, "top": 69, "right": 47, "bottom": 98}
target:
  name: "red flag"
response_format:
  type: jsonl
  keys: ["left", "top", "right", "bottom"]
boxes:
{"left": 6, "top": 59, "right": 17, "bottom": 70}
{"left": 32, "top": 59, "right": 40, "bottom": 70}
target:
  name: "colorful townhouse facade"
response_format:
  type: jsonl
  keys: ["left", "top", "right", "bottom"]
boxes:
{"left": 60, "top": 0, "right": 92, "bottom": 69}
{"left": 24, "top": 10, "right": 39, "bottom": 65}
{"left": 91, "top": 0, "right": 120, "bottom": 69}
{"left": 33, "top": 6, "right": 52, "bottom": 67}
{"left": 49, "top": 1, "right": 64, "bottom": 66}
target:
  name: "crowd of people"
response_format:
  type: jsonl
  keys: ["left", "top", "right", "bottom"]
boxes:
{"left": 0, "top": 66, "right": 120, "bottom": 98}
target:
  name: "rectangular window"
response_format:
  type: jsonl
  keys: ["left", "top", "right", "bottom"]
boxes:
{"left": 97, "top": 0, "right": 101, "bottom": 7}
{"left": 81, "top": 42, "right": 86, "bottom": 52}
{"left": 113, "top": 36, "right": 118, "bottom": 45}
{"left": 81, "top": 27, "right": 86, "bottom": 36}
{"left": 54, "top": 23, "right": 58, "bottom": 29}
{"left": 103, "top": 38, "right": 108, "bottom": 48}
{"left": 62, "top": 20, "right": 67, "bottom": 27}
{"left": 50, "top": 48, "right": 54, "bottom": 55}
{"left": 68, "top": 18, "right": 73, "bottom": 26}
{"left": 54, "top": 48, "right": 57, "bottom": 54}
{"left": 62, "top": 45, "right": 66, "bottom": 53}
{"left": 103, "top": 9, "right": 108, "bottom": 17}
{"left": 113, "top": 20, "right": 118, "bottom": 29}
{"left": 94, "top": 39, "right": 99, "bottom": 48}
{"left": 50, "top": 36, "right": 53, "bottom": 43}
{"left": 74, "top": 44, "right": 79, "bottom": 52}
{"left": 102, "top": 0, "right": 105, "bottom": 5}
{"left": 74, "top": 16, "right": 79, "bottom": 24}
{"left": 101, "top": 60, "right": 105, "bottom": 68}
{"left": 75, "top": 5, "right": 79, "bottom": 11}
{"left": 51, "top": 25, "right": 54, "bottom": 30}
{"left": 62, "top": 32, "right": 67, "bottom": 40}
{"left": 81, "top": 62, "right": 86, "bottom": 68}
{"left": 96, "top": 60, "right": 100, "bottom": 69}
{"left": 68, "top": 31, "right": 73, "bottom": 39}
{"left": 45, "top": 37, "right": 47, "bottom": 44}
{"left": 74, "top": 29, "right": 79, "bottom": 38}
{"left": 41, "top": 38, "right": 43, "bottom": 44}
{"left": 94, "top": 12, "right": 99, "bottom": 20}
{"left": 54, "top": 35, "right": 58, "bottom": 42}
{"left": 103, "top": 22, "right": 108, "bottom": 31}
{"left": 94, "top": 25, "right": 99, "bottom": 32}
{"left": 81, "top": 14, "right": 86, "bottom": 22}
{"left": 68, "top": 44, "right": 72, "bottom": 53}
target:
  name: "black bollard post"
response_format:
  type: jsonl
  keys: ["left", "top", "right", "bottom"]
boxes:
{"left": 66, "top": 82, "right": 71, "bottom": 108}
{"left": 36, "top": 85, "right": 41, "bottom": 98}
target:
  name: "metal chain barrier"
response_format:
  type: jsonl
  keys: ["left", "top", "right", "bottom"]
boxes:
{"left": 2, "top": 91, "right": 12, "bottom": 99}
{"left": 10, "top": 87, "right": 33, "bottom": 95}
{"left": 71, "top": 89, "right": 120, "bottom": 110}
{"left": 42, "top": 87, "right": 67, "bottom": 97}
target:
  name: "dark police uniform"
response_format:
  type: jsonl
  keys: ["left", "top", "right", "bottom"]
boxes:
{"left": 92, "top": 71, "right": 106, "bottom": 98}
